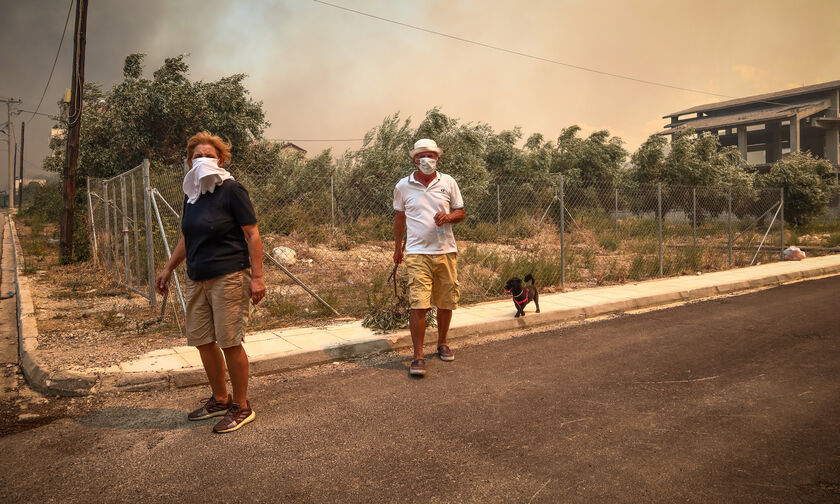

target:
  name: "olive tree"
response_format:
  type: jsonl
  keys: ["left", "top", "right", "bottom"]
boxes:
{"left": 759, "top": 152, "right": 838, "bottom": 225}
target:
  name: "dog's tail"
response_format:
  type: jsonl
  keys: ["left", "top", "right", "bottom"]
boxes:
{"left": 524, "top": 274, "right": 535, "bottom": 285}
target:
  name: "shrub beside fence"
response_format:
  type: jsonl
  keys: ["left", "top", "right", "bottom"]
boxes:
{"left": 79, "top": 159, "right": 806, "bottom": 334}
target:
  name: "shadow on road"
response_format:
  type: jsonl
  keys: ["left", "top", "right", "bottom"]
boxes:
{"left": 75, "top": 407, "right": 207, "bottom": 430}
{"left": 323, "top": 340, "right": 413, "bottom": 375}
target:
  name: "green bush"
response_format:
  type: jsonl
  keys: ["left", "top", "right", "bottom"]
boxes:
{"left": 628, "top": 254, "right": 658, "bottom": 280}
{"left": 457, "top": 220, "right": 498, "bottom": 242}
{"left": 17, "top": 180, "right": 91, "bottom": 263}
{"left": 18, "top": 181, "right": 62, "bottom": 222}
{"left": 758, "top": 152, "right": 838, "bottom": 226}
{"left": 599, "top": 237, "right": 618, "bottom": 251}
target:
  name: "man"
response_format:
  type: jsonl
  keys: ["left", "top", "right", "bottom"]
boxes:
{"left": 393, "top": 138, "right": 466, "bottom": 377}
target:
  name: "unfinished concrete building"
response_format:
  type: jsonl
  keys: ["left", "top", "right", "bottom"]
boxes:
{"left": 662, "top": 80, "right": 840, "bottom": 172}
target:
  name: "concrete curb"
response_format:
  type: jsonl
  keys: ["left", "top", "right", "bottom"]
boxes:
{"left": 9, "top": 214, "right": 840, "bottom": 396}
{"left": 7, "top": 216, "right": 100, "bottom": 396}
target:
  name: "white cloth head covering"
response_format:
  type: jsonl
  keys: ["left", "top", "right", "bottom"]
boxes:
{"left": 183, "top": 157, "right": 234, "bottom": 204}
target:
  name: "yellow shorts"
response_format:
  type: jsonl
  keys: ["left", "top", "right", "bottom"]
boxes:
{"left": 404, "top": 253, "right": 460, "bottom": 310}
{"left": 185, "top": 269, "right": 251, "bottom": 348}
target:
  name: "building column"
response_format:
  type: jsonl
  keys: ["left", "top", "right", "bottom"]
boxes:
{"left": 826, "top": 128, "right": 840, "bottom": 165}
{"left": 826, "top": 89, "right": 839, "bottom": 165}
{"left": 737, "top": 126, "right": 748, "bottom": 160}
{"left": 789, "top": 115, "right": 800, "bottom": 153}
{"left": 767, "top": 120, "right": 783, "bottom": 163}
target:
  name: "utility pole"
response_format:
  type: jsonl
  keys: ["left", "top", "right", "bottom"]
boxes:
{"left": 12, "top": 144, "right": 17, "bottom": 207}
{"left": 3, "top": 98, "right": 21, "bottom": 208}
{"left": 18, "top": 121, "right": 25, "bottom": 207}
{"left": 60, "top": 0, "right": 88, "bottom": 262}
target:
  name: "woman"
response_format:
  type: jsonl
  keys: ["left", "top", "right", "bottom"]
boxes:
{"left": 155, "top": 131, "right": 265, "bottom": 434}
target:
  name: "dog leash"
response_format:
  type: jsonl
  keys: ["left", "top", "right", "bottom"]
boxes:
{"left": 387, "top": 263, "right": 400, "bottom": 301}
{"left": 142, "top": 291, "right": 169, "bottom": 328}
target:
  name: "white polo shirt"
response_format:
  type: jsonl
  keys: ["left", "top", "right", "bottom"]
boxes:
{"left": 393, "top": 171, "right": 464, "bottom": 254}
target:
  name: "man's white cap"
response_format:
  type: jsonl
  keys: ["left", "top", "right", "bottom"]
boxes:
{"left": 409, "top": 138, "right": 443, "bottom": 159}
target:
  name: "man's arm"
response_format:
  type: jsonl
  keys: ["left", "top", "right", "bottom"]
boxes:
{"left": 393, "top": 211, "right": 406, "bottom": 264}
{"left": 434, "top": 208, "right": 466, "bottom": 226}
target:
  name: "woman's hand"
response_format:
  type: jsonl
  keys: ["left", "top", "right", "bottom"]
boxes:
{"left": 154, "top": 268, "right": 172, "bottom": 296}
{"left": 249, "top": 275, "right": 266, "bottom": 305}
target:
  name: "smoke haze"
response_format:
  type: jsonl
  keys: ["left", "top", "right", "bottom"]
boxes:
{"left": 1, "top": 0, "right": 838, "bottom": 185}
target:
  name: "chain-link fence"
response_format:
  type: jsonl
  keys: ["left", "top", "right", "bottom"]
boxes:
{"left": 81, "top": 159, "right": 817, "bottom": 333}
{"left": 88, "top": 162, "right": 156, "bottom": 304}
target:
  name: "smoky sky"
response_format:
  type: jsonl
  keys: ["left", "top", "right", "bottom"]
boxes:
{"left": 1, "top": 0, "right": 839, "bottom": 189}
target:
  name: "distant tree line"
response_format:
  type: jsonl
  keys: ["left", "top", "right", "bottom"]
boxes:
{"left": 42, "top": 53, "right": 837, "bottom": 227}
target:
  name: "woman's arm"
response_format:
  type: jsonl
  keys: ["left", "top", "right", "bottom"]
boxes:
{"left": 155, "top": 236, "right": 186, "bottom": 295}
{"left": 242, "top": 223, "right": 266, "bottom": 304}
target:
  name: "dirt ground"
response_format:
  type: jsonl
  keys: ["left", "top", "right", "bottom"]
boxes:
{"left": 16, "top": 214, "right": 830, "bottom": 371}
{"left": 14, "top": 217, "right": 185, "bottom": 371}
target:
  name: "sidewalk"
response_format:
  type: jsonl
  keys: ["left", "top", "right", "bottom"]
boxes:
{"left": 8, "top": 213, "right": 840, "bottom": 395}
{"left": 1, "top": 213, "right": 21, "bottom": 398}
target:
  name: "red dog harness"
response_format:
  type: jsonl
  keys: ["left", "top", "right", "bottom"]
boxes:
{"left": 513, "top": 291, "right": 529, "bottom": 308}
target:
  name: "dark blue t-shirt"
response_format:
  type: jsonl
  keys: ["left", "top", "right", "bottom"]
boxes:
{"left": 181, "top": 179, "right": 257, "bottom": 281}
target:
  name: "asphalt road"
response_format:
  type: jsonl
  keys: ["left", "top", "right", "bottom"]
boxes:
{"left": 1, "top": 276, "right": 839, "bottom": 503}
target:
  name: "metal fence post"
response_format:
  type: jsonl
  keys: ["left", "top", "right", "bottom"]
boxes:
{"left": 692, "top": 187, "right": 697, "bottom": 247}
{"left": 779, "top": 187, "right": 785, "bottom": 254}
{"left": 496, "top": 184, "right": 501, "bottom": 236}
{"left": 103, "top": 181, "right": 111, "bottom": 272}
{"left": 86, "top": 178, "right": 98, "bottom": 266}
{"left": 111, "top": 182, "right": 121, "bottom": 282}
{"left": 559, "top": 176, "right": 565, "bottom": 289}
{"left": 120, "top": 175, "right": 131, "bottom": 286}
{"left": 131, "top": 174, "right": 141, "bottom": 282}
{"left": 614, "top": 186, "right": 619, "bottom": 242}
{"left": 330, "top": 173, "right": 335, "bottom": 230}
{"left": 142, "top": 160, "right": 156, "bottom": 309}
{"left": 727, "top": 185, "right": 733, "bottom": 267}
{"left": 150, "top": 188, "right": 187, "bottom": 318}
{"left": 657, "top": 183, "right": 663, "bottom": 277}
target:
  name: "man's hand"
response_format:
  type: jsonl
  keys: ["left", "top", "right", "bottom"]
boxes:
{"left": 154, "top": 268, "right": 172, "bottom": 296}
{"left": 249, "top": 275, "right": 266, "bottom": 305}
{"left": 393, "top": 248, "right": 404, "bottom": 265}
{"left": 434, "top": 212, "right": 450, "bottom": 227}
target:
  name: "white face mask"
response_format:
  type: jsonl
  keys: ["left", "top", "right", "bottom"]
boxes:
{"left": 418, "top": 157, "right": 437, "bottom": 175}
{"left": 192, "top": 156, "right": 220, "bottom": 171}
{"left": 183, "top": 156, "right": 233, "bottom": 204}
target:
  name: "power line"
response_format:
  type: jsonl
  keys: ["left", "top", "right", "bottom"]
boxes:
{"left": 16, "top": 109, "right": 58, "bottom": 119}
{"left": 27, "top": 0, "right": 75, "bottom": 123}
{"left": 266, "top": 138, "right": 364, "bottom": 142}
{"left": 312, "top": 0, "right": 737, "bottom": 100}
{"left": 313, "top": 1, "right": 808, "bottom": 113}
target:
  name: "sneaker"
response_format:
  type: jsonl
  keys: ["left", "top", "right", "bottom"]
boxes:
{"left": 409, "top": 358, "right": 426, "bottom": 377}
{"left": 187, "top": 395, "right": 232, "bottom": 421}
{"left": 213, "top": 401, "right": 256, "bottom": 433}
{"left": 437, "top": 345, "right": 455, "bottom": 362}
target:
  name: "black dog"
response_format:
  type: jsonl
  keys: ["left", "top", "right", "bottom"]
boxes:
{"left": 504, "top": 274, "right": 540, "bottom": 318}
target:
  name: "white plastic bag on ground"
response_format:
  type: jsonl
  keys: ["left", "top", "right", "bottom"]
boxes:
{"left": 782, "top": 246, "right": 806, "bottom": 261}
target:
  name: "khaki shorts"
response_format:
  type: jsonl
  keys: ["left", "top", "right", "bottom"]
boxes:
{"left": 405, "top": 253, "right": 460, "bottom": 310}
{"left": 185, "top": 269, "right": 251, "bottom": 348}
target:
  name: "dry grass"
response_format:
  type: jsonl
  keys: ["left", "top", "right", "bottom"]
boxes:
{"left": 15, "top": 208, "right": 834, "bottom": 368}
